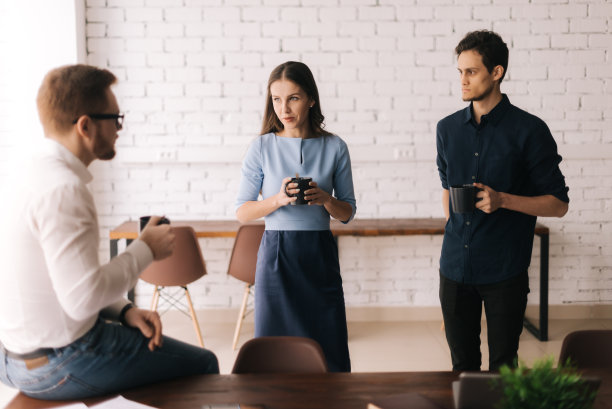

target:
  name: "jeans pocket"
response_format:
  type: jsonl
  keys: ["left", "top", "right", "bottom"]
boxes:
{"left": 21, "top": 373, "right": 103, "bottom": 400}
{"left": 11, "top": 343, "right": 100, "bottom": 400}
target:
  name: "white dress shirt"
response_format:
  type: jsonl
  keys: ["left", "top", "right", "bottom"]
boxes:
{"left": 0, "top": 139, "right": 153, "bottom": 353}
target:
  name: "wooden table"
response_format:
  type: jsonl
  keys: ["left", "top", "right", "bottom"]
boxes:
{"left": 109, "top": 218, "right": 551, "bottom": 341}
{"left": 6, "top": 368, "right": 611, "bottom": 409}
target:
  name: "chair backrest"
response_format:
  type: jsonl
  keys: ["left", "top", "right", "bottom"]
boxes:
{"left": 232, "top": 336, "right": 328, "bottom": 374}
{"left": 139, "top": 226, "right": 206, "bottom": 287}
{"left": 227, "top": 223, "right": 264, "bottom": 285}
{"left": 558, "top": 329, "right": 612, "bottom": 368}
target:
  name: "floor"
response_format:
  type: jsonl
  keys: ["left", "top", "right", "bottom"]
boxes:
{"left": 1, "top": 314, "right": 610, "bottom": 407}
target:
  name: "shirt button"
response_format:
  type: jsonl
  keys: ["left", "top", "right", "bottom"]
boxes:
{"left": 464, "top": 245, "right": 468, "bottom": 248}
{"left": 466, "top": 221, "right": 471, "bottom": 225}
{"left": 474, "top": 152, "right": 479, "bottom": 156}
{"left": 471, "top": 176, "right": 476, "bottom": 180}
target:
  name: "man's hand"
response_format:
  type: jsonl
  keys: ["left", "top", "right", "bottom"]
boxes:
{"left": 124, "top": 307, "right": 163, "bottom": 351}
{"left": 474, "top": 183, "right": 568, "bottom": 217}
{"left": 474, "top": 182, "right": 503, "bottom": 214}
{"left": 139, "top": 216, "right": 175, "bottom": 260}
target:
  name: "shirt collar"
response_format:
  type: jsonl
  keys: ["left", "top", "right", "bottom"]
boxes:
{"left": 462, "top": 93, "right": 511, "bottom": 126}
{"left": 42, "top": 138, "right": 93, "bottom": 184}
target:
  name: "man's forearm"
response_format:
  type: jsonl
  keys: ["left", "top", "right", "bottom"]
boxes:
{"left": 500, "top": 193, "right": 568, "bottom": 217}
{"left": 442, "top": 189, "right": 450, "bottom": 221}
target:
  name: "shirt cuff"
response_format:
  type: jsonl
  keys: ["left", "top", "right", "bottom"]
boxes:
{"left": 127, "top": 238, "right": 154, "bottom": 272}
{"left": 101, "top": 298, "right": 132, "bottom": 321}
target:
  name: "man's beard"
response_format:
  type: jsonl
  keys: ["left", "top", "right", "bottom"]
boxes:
{"left": 463, "top": 81, "right": 495, "bottom": 102}
{"left": 94, "top": 135, "right": 116, "bottom": 160}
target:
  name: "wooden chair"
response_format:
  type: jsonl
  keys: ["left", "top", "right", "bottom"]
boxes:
{"left": 232, "top": 336, "right": 328, "bottom": 374}
{"left": 559, "top": 329, "right": 612, "bottom": 368}
{"left": 227, "top": 223, "right": 264, "bottom": 350}
{"left": 139, "top": 226, "right": 206, "bottom": 347}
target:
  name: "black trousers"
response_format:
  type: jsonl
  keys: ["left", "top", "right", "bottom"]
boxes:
{"left": 439, "top": 271, "right": 529, "bottom": 371}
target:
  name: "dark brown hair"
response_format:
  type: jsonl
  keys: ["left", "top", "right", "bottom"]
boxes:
{"left": 455, "top": 30, "right": 509, "bottom": 83}
{"left": 260, "top": 61, "right": 332, "bottom": 137}
{"left": 36, "top": 64, "right": 117, "bottom": 134}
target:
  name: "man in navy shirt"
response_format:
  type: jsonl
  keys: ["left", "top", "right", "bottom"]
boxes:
{"left": 436, "top": 31, "right": 569, "bottom": 371}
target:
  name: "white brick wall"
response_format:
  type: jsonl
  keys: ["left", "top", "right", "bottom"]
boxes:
{"left": 2, "top": 1, "right": 611, "bottom": 310}
{"left": 87, "top": 0, "right": 612, "bottom": 309}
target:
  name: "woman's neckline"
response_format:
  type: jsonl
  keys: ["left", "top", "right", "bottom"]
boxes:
{"left": 274, "top": 132, "right": 319, "bottom": 140}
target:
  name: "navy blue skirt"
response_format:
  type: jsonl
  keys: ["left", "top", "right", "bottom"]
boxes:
{"left": 254, "top": 230, "right": 351, "bottom": 372}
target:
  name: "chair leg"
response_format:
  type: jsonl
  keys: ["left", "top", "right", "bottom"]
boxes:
{"left": 232, "top": 284, "right": 252, "bottom": 350}
{"left": 184, "top": 287, "right": 204, "bottom": 347}
{"left": 151, "top": 286, "right": 160, "bottom": 311}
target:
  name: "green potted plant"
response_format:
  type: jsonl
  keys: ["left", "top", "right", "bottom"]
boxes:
{"left": 495, "top": 356, "right": 598, "bottom": 409}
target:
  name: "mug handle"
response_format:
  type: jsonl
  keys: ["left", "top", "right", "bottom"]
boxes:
{"left": 474, "top": 186, "right": 483, "bottom": 202}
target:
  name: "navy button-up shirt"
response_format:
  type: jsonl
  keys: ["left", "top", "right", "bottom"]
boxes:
{"left": 436, "top": 94, "right": 569, "bottom": 285}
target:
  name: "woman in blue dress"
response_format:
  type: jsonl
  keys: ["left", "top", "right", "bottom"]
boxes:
{"left": 235, "top": 61, "right": 356, "bottom": 372}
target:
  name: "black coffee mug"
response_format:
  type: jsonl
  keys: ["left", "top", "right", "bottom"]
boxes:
{"left": 139, "top": 215, "right": 170, "bottom": 232}
{"left": 449, "top": 184, "right": 478, "bottom": 214}
{"left": 284, "top": 177, "right": 312, "bottom": 205}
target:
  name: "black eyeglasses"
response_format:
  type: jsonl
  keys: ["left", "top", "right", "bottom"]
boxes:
{"left": 72, "top": 113, "right": 124, "bottom": 130}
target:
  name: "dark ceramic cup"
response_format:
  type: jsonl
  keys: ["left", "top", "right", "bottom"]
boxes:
{"left": 139, "top": 215, "right": 170, "bottom": 232}
{"left": 449, "top": 184, "right": 478, "bottom": 214}
{"left": 284, "top": 177, "right": 312, "bottom": 205}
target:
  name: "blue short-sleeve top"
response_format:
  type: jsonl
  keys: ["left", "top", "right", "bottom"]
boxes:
{"left": 236, "top": 132, "right": 356, "bottom": 231}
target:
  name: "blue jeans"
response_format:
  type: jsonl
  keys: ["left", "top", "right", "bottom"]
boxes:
{"left": 0, "top": 318, "right": 219, "bottom": 400}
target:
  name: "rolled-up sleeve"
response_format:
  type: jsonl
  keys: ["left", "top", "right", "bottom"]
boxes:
{"left": 235, "top": 136, "right": 264, "bottom": 211}
{"left": 333, "top": 138, "right": 357, "bottom": 223}
{"left": 524, "top": 121, "right": 569, "bottom": 203}
{"left": 436, "top": 120, "right": 449, "bottom": 190}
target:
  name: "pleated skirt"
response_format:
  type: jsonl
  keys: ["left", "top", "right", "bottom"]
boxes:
{"left": 254, "top": 230, "right": 351, "bottom": 372}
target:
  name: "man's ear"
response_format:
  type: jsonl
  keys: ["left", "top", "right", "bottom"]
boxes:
{"left": 75, "top": 115, "right": 94, "bottom": 142}
{"left": 492, "top": 65, "right": 504, "bottom": 82}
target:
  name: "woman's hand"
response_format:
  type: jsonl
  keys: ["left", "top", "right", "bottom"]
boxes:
{"left": 276, "top": 176, "right": 298, "bottom": 207}
{"left": 304, "top": 181, "right": 332, "bottom": 206}
{"left": 124, "top": 307, "right": 163, "bottom": 351}
{"left": 305, "top": 180, "right": 353, "bottom": 221}
{"left": 236, "top": 176, "right": 297, "bottom": 222}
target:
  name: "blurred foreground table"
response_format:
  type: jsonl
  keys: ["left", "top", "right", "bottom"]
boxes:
{"left": 7, "top": 368, "right": 612, "bottom": 409}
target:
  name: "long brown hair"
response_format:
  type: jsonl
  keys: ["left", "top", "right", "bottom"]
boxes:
{"left": 260, "top": 61, "right": 332, "bottom": 137}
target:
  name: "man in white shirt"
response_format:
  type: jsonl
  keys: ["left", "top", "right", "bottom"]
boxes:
{"left": 0, "top": 64, "right": 218, "bottom": 400}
